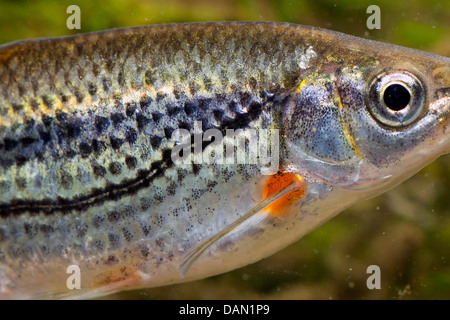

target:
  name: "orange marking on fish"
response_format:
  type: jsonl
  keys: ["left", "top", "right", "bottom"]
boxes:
{"left": 93, "top": 266, "right": 142, "bottom": 293}
{"left": 263, "top": 171, "right": 305, "bottom": 215}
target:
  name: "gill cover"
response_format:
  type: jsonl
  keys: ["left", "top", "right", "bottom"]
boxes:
{"left": 283, "top": 71, "right": 365, "bottom": 186}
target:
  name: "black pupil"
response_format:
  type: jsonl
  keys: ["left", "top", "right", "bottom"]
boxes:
{"left": 383, "top": 84, "right": 411, "bottom": 111}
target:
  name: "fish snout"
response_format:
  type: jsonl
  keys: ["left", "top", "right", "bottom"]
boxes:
{"left": 430, "top": 65, "right": 450, "bottom": 154}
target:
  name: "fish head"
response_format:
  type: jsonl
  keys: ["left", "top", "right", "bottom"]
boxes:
{"left": 284, "top": 35, "right": 450, "bottom": 195}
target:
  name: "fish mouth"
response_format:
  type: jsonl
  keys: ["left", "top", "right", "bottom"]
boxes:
{"left": 430, "top": 95, "right": 450, "bottom": 154}
{"left": 430, "top": 64, "right": 450, "bottom": 153}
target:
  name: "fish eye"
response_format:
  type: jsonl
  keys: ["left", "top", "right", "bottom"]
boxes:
{"left": 367, "top": 71, "right": 425, "bottom": 127}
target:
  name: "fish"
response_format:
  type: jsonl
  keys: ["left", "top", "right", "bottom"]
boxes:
{"left": 0, "top": 21, "right": 448, "bottom": 299}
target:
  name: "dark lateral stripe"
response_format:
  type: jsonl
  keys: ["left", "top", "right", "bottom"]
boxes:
{"left": 0, "top": 158, "right": 170, "bottom": 216}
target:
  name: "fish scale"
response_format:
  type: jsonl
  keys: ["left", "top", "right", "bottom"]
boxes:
{"left": 0, "top": 22, "right": 299, "bottom": 298}
{"left": 0, "top": 22, "right": 448, "bottom": 298}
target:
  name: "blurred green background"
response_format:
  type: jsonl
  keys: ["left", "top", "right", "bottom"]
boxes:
{"left": 0, "top": 0, "right": 449, "bottom": 299}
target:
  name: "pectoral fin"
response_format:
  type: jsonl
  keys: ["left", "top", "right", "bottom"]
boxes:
{"left": 179, "top": 172, "right": 305, "bottom": 276}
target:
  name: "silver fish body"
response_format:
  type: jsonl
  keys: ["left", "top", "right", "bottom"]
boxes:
{"left": 0, "top": 22, "right": 448, "bottom": 299}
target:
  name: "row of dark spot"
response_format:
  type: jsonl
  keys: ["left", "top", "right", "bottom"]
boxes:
{"left": 0, "top": 95, "right": 263, "bottom": 170}
{"left": 90, "top": 157, "right": 135, "bottom": 180}
{"left": 3, "top": 83, "right": 265, "bottom": 156}
{"left": 0, "top": 95, "right": 155, "bottom": 168}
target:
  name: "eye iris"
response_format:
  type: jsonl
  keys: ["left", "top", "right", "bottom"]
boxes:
{"left": 383, "top": 84, "right": 411, "bottom": 111}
